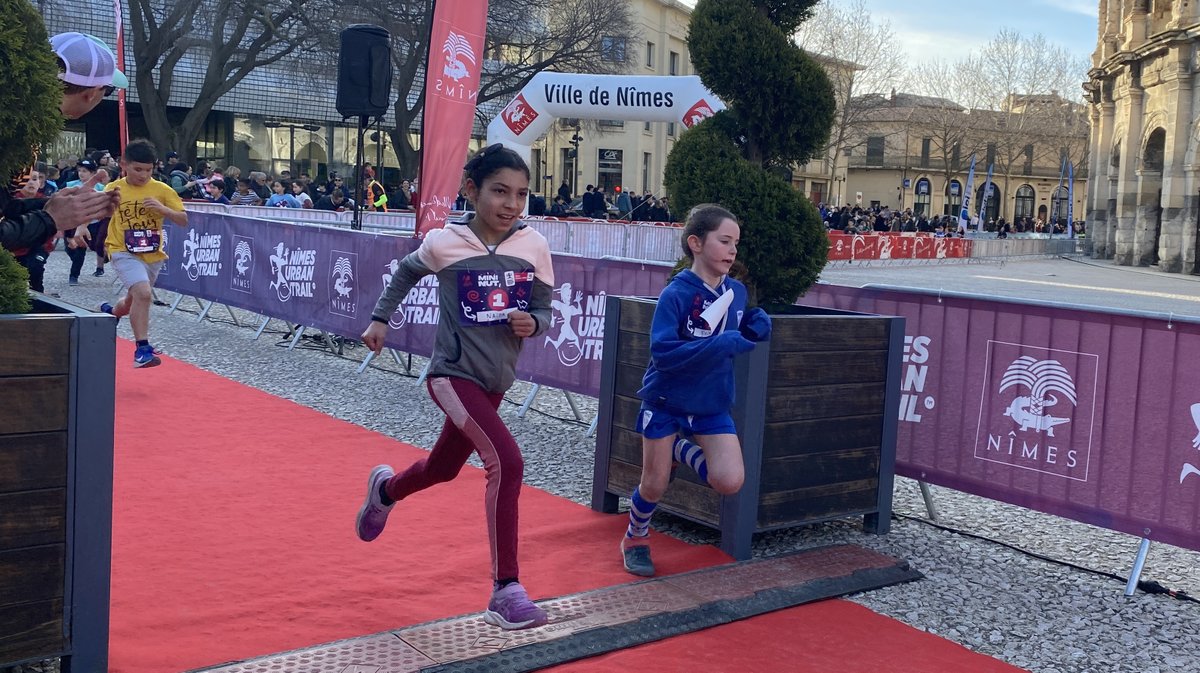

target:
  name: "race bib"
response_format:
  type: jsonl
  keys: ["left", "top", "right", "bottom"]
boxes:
{"left": 124, "top": 228, "right": 161, "bottom": 254}
{"left": 458, "top": 268, "right": 534, "bottom": 326}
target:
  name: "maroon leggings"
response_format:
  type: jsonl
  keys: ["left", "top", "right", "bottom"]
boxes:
{"left": 383, "top": 376, "right": 524, "bottom": 581}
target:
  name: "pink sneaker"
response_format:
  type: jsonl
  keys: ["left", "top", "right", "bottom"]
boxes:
{"left": 483, "top": 583, "right": 548, "bottom": 630}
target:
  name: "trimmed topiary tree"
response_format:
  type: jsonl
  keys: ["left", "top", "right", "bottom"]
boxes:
{"left": 665, "top": 0, "right": 835, "bottom": 305}
{"left": 0, "top": 247, "right": 31, "bottom": 314}
{"left": 0, "top": 0, "right": 65, "bottom": 184}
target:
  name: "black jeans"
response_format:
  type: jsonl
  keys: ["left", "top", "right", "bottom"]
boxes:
{"left": 17, "top": 250, "right": 48, "bottom": 293}
{"left": 66, "top": 243, "right": 87, "bottom": 279}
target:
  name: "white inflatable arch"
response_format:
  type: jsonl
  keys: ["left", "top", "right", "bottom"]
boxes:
{"left": 487, "top": 72, "right": 726, "bottom": 182}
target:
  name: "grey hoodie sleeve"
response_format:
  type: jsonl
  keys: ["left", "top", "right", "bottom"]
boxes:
{"left": 528, "top": 278, "right": 553, "bottom": 337}
{"left": 371, "top": 250, "right": 434, "bottom": 320}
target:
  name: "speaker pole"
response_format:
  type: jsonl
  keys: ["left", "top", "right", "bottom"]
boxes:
{"left": 375, "top": 119, "right": 384, "bottom": 174}
{"left": 353, "top": 115, "right": 367, "bottom": 231}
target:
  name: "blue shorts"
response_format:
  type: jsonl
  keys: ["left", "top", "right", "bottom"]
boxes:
{"left": 636, "top": 405, "right": 737, "bottom": 440}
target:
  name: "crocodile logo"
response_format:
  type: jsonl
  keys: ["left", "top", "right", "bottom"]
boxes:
{"left": 999, "top": 356, "right": 1076, "bottom": 437}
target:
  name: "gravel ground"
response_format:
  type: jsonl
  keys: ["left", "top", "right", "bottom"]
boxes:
{"left": 27, "top": 250, "right": 1200, "bottom": 673}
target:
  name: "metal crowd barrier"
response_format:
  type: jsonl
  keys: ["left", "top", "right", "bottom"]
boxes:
{"left": 183, "top": 204, "right": 1088, "bottom": 264}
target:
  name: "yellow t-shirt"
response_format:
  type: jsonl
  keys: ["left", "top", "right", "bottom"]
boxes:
{"left": 104, "top": 177, "right": 184, "bottom": 262}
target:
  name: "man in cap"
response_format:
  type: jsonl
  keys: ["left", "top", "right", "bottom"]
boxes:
{"left": 1, "top": 32, "right": 126, "bottom": 251}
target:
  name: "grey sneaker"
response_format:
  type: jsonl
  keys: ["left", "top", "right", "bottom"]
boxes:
{"left": 484, "top": 583, "right": 548, "bottom": 630}
{"left": 621, "top": 536, "right": 655, "bottom": 577}
{"left": 355, "top": 465, "right": 395, "bottom": 541}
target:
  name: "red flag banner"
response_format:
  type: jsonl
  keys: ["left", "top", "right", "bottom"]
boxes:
{"left": 415, "top": 0, "right": 490, "bottom": 237}
{"left": 114, "top": 0, "right": 128, "bottom": 152}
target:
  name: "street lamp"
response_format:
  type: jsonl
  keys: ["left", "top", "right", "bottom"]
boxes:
{"left": 569, "top": 122, "right": 583, "bottom": 197}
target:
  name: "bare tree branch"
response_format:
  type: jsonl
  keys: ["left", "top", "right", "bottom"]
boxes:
{"left": 130, "top": 0, "right": 324, "bottom": 164}
{"left": 341, "top": 0, "right": 638, "bottom": 179}
{"left": 904, "top": 30, "right": 1088, "bottom": 221}
{"left": 793, "top": 0, "right": 907, "bottom": 180}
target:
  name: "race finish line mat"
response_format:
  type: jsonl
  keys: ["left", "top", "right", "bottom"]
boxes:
{"left": 194, "top": 544, "right": 921, "bottom": 673}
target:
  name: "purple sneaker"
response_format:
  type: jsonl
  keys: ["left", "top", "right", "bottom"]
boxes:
{"left": 484, "top": 583, "right": 548, "bottom": 630}
{"left": 355, "top": 465, "right": 395, "bottom": 541}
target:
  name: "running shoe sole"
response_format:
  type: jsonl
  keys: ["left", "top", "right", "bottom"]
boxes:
{"left": 355, "top": 465, "right": 393, "bottom": 542}
{"left": 482, "top": 608, "right": 548, "bottom": 630}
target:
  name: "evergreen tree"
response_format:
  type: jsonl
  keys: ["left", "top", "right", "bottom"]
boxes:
{"left": 0, "top": 0, "right": 63, "bottom": 183}
{"left": 666, "top": 0, "right": 835, "bottom": 304}
{"left": 0, "top": 248, "right": 31, "bottom": 314}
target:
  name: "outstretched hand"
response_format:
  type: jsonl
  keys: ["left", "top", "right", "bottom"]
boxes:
{"left": 42, "top": 178, "right": 118, "bottom": 231}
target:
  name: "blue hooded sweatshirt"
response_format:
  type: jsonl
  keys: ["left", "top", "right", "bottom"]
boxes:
{"left": 638, "top": 269, "right": 768, "bottom": 417}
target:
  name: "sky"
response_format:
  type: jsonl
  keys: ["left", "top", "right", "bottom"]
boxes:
{"left": 857, "top": 0, "right": 1099, "bottom": 64}
{"left": 677, "top": 0, "right": 1100, "bottom": 64}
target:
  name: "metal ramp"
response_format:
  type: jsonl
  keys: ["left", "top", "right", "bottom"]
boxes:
{"left": 193, "top": 543, "right": 921, "bottom": 673}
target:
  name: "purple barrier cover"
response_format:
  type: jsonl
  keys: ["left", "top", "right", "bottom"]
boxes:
{"left": 802, "top": 283, "right": 1200, "bottom": 552}
{"left": 156, "top": 213, "right": 671, "bottom": 396}
{"left": 518, "top": 255, "right": 670, "bottom": 396}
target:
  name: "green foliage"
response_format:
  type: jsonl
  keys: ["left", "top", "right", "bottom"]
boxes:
{"left": 754, "top": 0, "right": 821, "bottom": 34}
{"left": 665, "top": 117, "right": 827, "bottom": 305}
{"left": 667, "top": 0, "right": 833, "bottom": 304}
{"left": 687, "top": 0, "right": 834, "bottom": 166}
{"left": 0, "top": 247, "right": 31, "bottom": 314}
{"left": 0, "top": 0, "right": 64, "bottom": 182}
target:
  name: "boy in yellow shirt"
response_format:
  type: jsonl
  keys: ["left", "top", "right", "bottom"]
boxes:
{"left": 99, "top": 139, "right": 188, "bottom": 367}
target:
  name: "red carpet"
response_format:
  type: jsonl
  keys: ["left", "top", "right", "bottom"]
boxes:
{"left": 108, "top": 341, "right": 1023, "bottom": 673}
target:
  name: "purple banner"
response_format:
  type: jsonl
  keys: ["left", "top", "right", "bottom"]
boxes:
{"left": 518, "top": 254, "right": 670, "bottom": 396}
{"left": 802, "top": 284, "right": 1200, "bottom": 552}
{"left": 156, "top": 213, "right": 670, "bottom": 396}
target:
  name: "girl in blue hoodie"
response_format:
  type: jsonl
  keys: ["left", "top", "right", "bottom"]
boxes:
{"left": 621, "top": 204, "right": 772, "bottom": 576}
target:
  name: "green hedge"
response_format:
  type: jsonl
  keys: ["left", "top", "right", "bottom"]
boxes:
{"left": 0, "top": 248, "right": 31, "bottom": 314}
{"left": 666, "top": 0, "right": 833, "bottom": 304}
{"left": 0, "top": 0, "right": 64, "bottom": 182}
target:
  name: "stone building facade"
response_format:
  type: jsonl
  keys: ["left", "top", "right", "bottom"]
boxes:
{"left": 842, "top": 93, "right": 1088, "bottom": 223}
{"left": 1086, "top": 0, "right": 1200, "bottom": 271}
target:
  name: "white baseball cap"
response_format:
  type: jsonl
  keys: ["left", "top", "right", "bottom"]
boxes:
{"left": 50, "top": 32, "right": 129, "bottom": 90}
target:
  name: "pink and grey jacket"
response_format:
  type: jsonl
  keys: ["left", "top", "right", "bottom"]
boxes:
{"left": 371, "top": 219, "right": 554, "bottom": 393}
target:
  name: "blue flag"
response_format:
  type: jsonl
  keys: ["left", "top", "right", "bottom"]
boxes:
{"left": 959, "top": 153, "right": 977, "bottom": 232}
{"left": 978, "top": 162, "right": 994, "bottom": 227}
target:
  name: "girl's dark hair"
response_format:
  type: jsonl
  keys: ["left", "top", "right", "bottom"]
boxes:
{"left": 463, "top": 143, "right": 529, "bottom": 187}
{"left": 123, "top": 139, "right": 158, "bottom": 165}
{"left": 681, "top": 204, "right": 737, "bottom": 258}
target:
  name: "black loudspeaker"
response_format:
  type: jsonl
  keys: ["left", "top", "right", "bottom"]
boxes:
{"left": 337, "top": 25, "right": 393, "bottom": 118}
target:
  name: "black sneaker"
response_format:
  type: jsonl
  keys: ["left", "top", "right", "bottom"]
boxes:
{"left": 92, "top": 268, "right": 105, "bottom": 277}
{"left": 68, "top": 277, "right": 79, "bottom": 286}
{"left": 621, "top": 536, "right": 655, "bottom": 577}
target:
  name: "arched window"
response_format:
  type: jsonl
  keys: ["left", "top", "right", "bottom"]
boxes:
{"left": 1143, "top": 128, "right": 1166, "bottom": 172}
{"left": 1015, "top": 185, "right": 1036, "bottom": 220}
{"left": 976, "top": 182, "right": 1001, "bottom": 223}
{"left": 944, "top": 180, "right": 962, "bottom": 216}
{"left": 914, "top": 177, "right": 931, "bottom": 216}
{"left": 1051, "top": 186, "right": 1070, "bottom": 222}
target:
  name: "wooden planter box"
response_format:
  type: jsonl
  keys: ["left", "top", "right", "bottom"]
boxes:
{"left": 1, "top": 295, "right": 115, "bottom": 671}
{"left": 592, "top": 295, "right": 904, "bottom": 560}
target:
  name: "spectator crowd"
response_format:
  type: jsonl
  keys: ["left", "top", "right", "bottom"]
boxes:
{"left": 818, "top": 203, "right": 1086, "bottom": 239}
